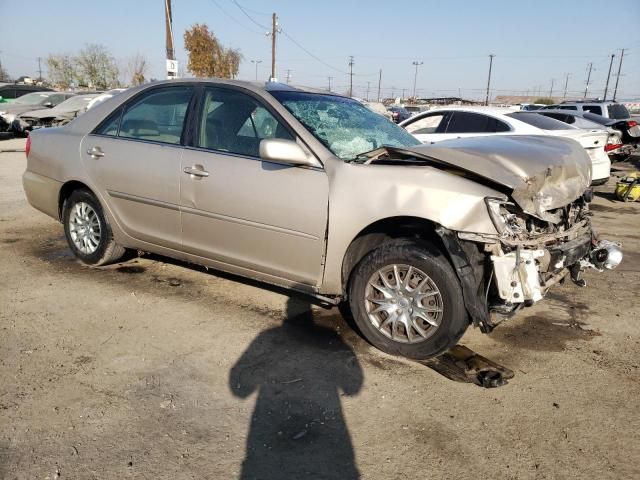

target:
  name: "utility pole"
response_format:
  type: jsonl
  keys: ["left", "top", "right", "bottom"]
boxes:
{"left": 327, "top": 76, "right": 333, "bottom": 92}
{"left": 266, "top": 13, "right": 279, "bottom": 81}
{"left": 612, "top": 48, "right": 625, "bottom": 101}
{"left": 377, "top": 69, "right": 382, "bottom": 102}
{"left": 603, "top": 53, "right": 615, "bottom": 101}
{"left": 251, "top": 59, "right": 262, "bottom": 81}
{"left": 286, "top": 69, "right": 292, "bottom": 84}
{"left": 583, "top": 62, "right": 593, "bottom": 99}
{"left": 348, "top": 56, "right": 354, "bottom": 97}
{"left": 411, "top": 61, "right": 423, "bottom": 99}
{"left": 366, "top": 82, "right": 370, "bottom": 101}
{"left": 563, "top": 73, "right": 571, "bottom": 99}
{"left": 549, "top": 78, "right": 555, "bottom": 98}
{"left": 37, "top": 57, "right": 43, "bottom": 82}
{"left": 401, "top": 88, "right": 406, "bottom": 100}
{"left": 165, "top": 0, "right": 177, "bottom": 79}
{"left": 485, "top": 54, "right": 495, "bottom": 106}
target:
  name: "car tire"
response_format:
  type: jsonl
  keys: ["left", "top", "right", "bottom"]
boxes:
{"left": 62, "top": 189, "right": 126, "bottom": 266}
{"left": 348, "top": 239, "right": 468, "bottom": 359}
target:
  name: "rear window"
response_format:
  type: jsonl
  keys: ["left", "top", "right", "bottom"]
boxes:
{"left": 607, "top": 104, "right": 630, "bottom": 119}
{"left": 507, "top": 112, "right": 575, "bottom": 130}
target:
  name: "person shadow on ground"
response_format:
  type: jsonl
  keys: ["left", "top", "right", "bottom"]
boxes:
{"left": 229, "top": 297, "right": 364, "bottom": 480}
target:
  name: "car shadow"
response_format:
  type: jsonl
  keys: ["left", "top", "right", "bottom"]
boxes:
{"left": 229, "top": 297, "right": 364, "bottom": 479}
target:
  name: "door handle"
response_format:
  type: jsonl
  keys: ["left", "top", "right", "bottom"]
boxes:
{"left": 87, "top": 146, "right": 105, "bottom": 158}
{"left": 183, "top": 165, "right": 209, "bottom": 178}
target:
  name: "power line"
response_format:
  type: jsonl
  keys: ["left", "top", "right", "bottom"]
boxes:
{"left": 207, "top": 0, "right": 263, "bottom": 35}
{"left": 279, "top": 28, "right": 347, "bottom": 74}
{"left": 231, "top": 0, "right": 270, "bottom": 30}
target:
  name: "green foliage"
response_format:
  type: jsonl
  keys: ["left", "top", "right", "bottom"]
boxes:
{"left": 533, "top": 97, "right": 555, "bottom": 105}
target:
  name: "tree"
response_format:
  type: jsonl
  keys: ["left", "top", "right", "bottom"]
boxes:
{"left": 0, "top": 60, "right": 10, "bottom": 82}
{"left": 76, "top": 44, "right": 119, "bottom": 89}
{"left": 533, "top": 97, "right": 555, "bottom": 105}
{"left": 183, "top": 23, "right": 242, "bottom": 78}
{"left": 47, "top": 54, "right": 76, "bottom": 88}
{"left": 124, "top": 53, "right": 148, "bottom": 86}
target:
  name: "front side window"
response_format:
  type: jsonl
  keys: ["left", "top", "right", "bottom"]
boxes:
{"left": 197, "top": 88, "right": 294, "bottom": 157}
{"left": 446, "top": 111, "right": 510, "bottom": 133}
{"left": 271, "top": 91, "right": 420, "bottom": 160}
{"left": 404, "top": 113, "right": 448, "bottom": 134}
{"left": 118, "top": 87, "right": 193, "bottom": 145}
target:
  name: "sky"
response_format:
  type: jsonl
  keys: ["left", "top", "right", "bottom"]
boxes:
{"left": 1, "top": 0, "right": 639, "bottom": 100}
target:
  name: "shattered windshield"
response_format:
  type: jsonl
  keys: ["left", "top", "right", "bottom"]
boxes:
{"left": 270, "top": 91, "right": 420, "bottom": 160}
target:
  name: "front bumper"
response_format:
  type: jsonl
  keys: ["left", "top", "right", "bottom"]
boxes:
{"left": 490, "top": 231, "right": 621, "bottom": 305}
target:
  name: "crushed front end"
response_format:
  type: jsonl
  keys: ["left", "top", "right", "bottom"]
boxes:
{"left": 454, "top": 190, "right": 622, "bottom": 332}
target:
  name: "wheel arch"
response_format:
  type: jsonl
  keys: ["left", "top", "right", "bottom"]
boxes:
{"left": 341, "top": 216, "right": 446, "bottom": 293}
{"left": 58, "top": 180, "right": 94, "bottom": 221}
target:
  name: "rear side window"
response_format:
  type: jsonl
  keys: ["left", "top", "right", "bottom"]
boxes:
{"left": 404, "top": 113, "right": 448, "bottom": 134}
{"left": 542, "top": 113, "right": 574, "bottom": 124}
{"left": 559, "top": 105, "right": 578, "bottom": 110}
{"left": 446, "top": 112, "right": 510, "bottom": 133}
{"left": 118, "top": 87, "right": 193, "bottom": 145}
{"left": 582, "top": 105, "right": 602, "bottom": 115}
{"left": 607, "top": 104, "right": 630, "bottom": 119}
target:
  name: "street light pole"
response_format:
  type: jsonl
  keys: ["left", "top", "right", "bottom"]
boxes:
{"left": 412, "top": 61, "right": 423, "bottom": 99}
{"left": 485, "top": 54, "right": 495, "bottom": 106}
{"left": 251, "top": 59, "right": 262, "bottom": 82}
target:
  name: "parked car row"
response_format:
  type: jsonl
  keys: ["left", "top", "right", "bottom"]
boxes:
{"left": 399, "top": 101, "right": 639, "bottom": 185}
{"left": 0, "top": 88, "right": 126, "bottom": 136}
{"left": 22, "top": 79, "right": 623, "bottom": 360}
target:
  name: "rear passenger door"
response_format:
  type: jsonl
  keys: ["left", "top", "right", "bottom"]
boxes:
{"left": 81, "top": 85, "right": 194, "bottom": 250}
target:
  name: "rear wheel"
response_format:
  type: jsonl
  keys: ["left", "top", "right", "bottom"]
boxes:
{"left": 62, "top": 189, "right": 125, "bottom": 266}
{"left": 348, "top": 240, "right": 468, "bottom": 359}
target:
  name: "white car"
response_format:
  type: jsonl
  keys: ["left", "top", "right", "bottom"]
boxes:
{"left": 86, "top": 88, "right": 127, "bottom": 110}
{"left": 400, "top": 107, "right": 611, "bottom": 185}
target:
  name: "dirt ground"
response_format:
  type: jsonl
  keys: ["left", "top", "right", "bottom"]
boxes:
{"left": 1, "top": 137, "right": 639, "bottom": 479}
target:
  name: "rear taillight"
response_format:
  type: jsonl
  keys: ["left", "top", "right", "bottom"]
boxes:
{"left": 627, "top": 120, "right": 638, "bottom": 128}
{"left": 25, "top": 135, "right": 31, "bottom": 158}
{"left": 605, "top": 143, "right": 622, "bottom": 152}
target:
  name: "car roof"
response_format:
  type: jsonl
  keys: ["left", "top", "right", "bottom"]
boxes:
{"left": 143, "top": 78, "right": 345, "bottom": 97}
{"left": 424, "top": 106, "right": 517, "bottom": 115}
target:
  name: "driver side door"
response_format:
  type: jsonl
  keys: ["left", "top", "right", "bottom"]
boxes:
{"left": 179, "top": 86, "right": 329, "bottom": 286}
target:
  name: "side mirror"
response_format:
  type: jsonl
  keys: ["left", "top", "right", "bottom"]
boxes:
{"left": 259, "top": 138, "right": 316, "bottom": 167}
{"left": 43, "top": 102, "right": 53, "bottom": 108}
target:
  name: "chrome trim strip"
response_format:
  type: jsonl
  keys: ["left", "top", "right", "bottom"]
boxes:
{"left": 107, "top": 190, "right": 180, "bottom": 211}
{"left": 180, "top": 205, "right": 319, "bottom": 240}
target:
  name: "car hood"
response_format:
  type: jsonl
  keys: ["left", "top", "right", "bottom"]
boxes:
{"left": 20, "top": 107, "right": 79, "bottom": 119}
{"left": 0, "top": 104, "right": 45, "bottom": 115}
{"left": 379, "top": 135, "right": 592, "bottom": 220}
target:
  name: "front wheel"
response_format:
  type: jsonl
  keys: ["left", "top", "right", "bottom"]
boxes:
{"left": 348, "top": 240, "right": 469, "bottom": 359}
{"left": 62, "top": 189, "right": 126, "bottom": 266}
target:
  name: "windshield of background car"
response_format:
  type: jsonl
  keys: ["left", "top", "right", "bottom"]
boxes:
{"left": 270, "top": 91, "right": 420, "bottom": 160}
{"left": 14, "top": 93, "right": 51, "bottom": 105}
{"left": 506, "top": 112, "right": 576, "bottom": 130}
{"left": 607, "top": 104, "right": 630, "bottom": 119}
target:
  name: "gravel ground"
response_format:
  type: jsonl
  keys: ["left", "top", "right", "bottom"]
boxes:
{"left": 1, "top": 137, "right": 639, "bottom": 479}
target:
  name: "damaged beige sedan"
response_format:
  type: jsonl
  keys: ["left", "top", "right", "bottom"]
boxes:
{"left": 22, "top": 79, "right": 622, "bottom": 359}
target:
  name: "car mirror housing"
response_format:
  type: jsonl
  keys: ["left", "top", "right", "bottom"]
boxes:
{"left": 259, "top": 138, "right": 315, "bottom": 167}
{"left": 43, "top": 102, "right": 53, "bottom": 108}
